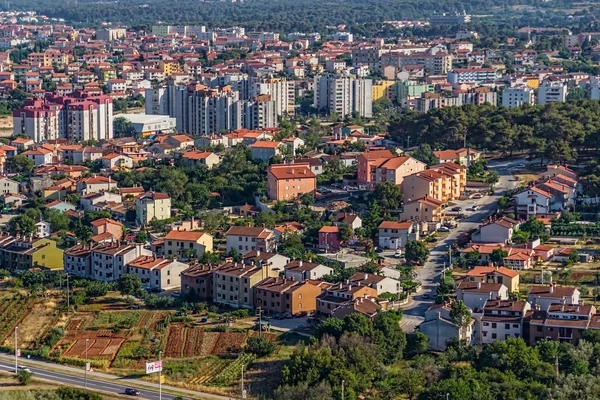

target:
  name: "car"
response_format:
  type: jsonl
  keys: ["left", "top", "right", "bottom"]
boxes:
{"left": 438, "top": 226, "right": 450, "bottom": 232}
{"left": 282, "top": 312, "right": 292, "bottom": 319}
{"left": 451, "top": 206, "right": 462, "bottom": 211}
{"left": 200, "top": 317, "right": 208, "bottom": 323}
{"left": 394, "top": 249, "right": 402, "bottom": 258}
{"left": 294, "top": 311, "right": 308, "bottom": 318}
{"left": 150, "top": 338, "right": 158, "bottom": 343}
{"left": 473, "top": 193, "right": 483, "bottom": 199}
{"left": 422, "top": 293, "right": 430, "bottom": 299}
{"left": 517, "top": 163, "right": 526, "bottom": 168}
{"left": 18, "top": 366, "right": 31, "bottom": 373}
{"left": 171, "top": 291, "right": 181, "bottom": 297}
{"left": 128, "top": 305, "right": 140, "bottom": 310}
{"left": 125, "top": 388, "right": 140, "bottom": 396}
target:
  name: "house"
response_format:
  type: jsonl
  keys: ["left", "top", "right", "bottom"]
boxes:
{"left": 90, "top": 218, "right": 124, "bottom": 243}
{"left": 465, "top": 266, "right": 520, "bottom": 292}
{"left": 163, "top": 230, "right": 213, "bottom": 258}
{"left": 513, "top": 187, "right": 553, "bottom": 218}
{"left": 479, "top": 299, "right": 531, "bottom": 344}
{"left": 76, "top": 176, "right": 118, "bottom": 195}
{"left": 45, "top": 200, "right": 77, "bottom": 213}
{"left": 266, "top": 164, "right": 316, "bottom": 201}
{"left": 0, "top": 236, "right": 63, "bottom": 271}
{"left": 433, "top": 148, "right": 480, "bottom": 165}
{"left": 318, "top": 225, "right": 341, "bottom": 250}
{"left": 377, "top": 221, "right": 419, "bottom": 250}
{"left": 254, "top": 277, "right": 327, "bottom": 315}
{"left": 456, "top": 281, "right": 508, "bottom": 311}
{"left": 213, "top": 261, "right": 278, "bottom": 309}
{"left": 284, "top": 259, "right": 333, "bottom": 282}
{"left": 281, "top": 137, "right": 304, "bottom": 156}
{"left": 542, "top": 165, "right": 578, "bottom": 181}
{"left": 135, "top": 192, "right": 171, "bottom": 225}
{"left": 35, "top": 221, "right": 51, "bottom": 238}
{"left": 225, "top": 226, "right": 275, "bottom": 253}
{"left": 332, "top": 213, "right": 362, "bottom": 230}
{"left": 526, "top": 303, "right": 596, "bottom": 346}
{"left": 330, "top": 296, "right": 384, "bottom": 320}
{"left": 165, "top": 134, "right": 194, "bottom": 150}
{"left": 127, "top": 255, "right": 188, "bottom": 291}
{"left": 1, "top": 193, "right": 27, "bottom": 208}
{"left": 64, "top": 243, "right": 100, "bottom": 278}
{"left": 72, "top": 146, "right": 104, "bottom": 164}
{"left": 475, "top": 216, "right": 520, "bottom": 244}
{"left": 244, "top": 250, "right": 290, "bottom": 273}
{"left": 11, "top": 137, "right": 34, "bottom": 149}
{"left": 181, "top": 264, "right": 219, "bottom": 301}
{"left": 420, "top": 302, "right": 474, "bottom": 351}
{"left": 400, "top": 195, "right": 443, "bottom": 222}
{"left": 502, "top": 248, "right": 537, "bottom": 270}
{"left": 316, "top": 282, "right": 378, "bottom": 316}
{"left": 89, "top": 242, "right": 151, "bottom": 282}
{"left": 0, "top": 177, "right": 20, "bottom": 195}
{"left": 250, "top": 141, "right": 284, "bottom": 161}
{"left": 22, "top": 148, "right": 53, "bottom": 166}
{"left": 101, "top": 153, "right": 134, "bottom": 169}
{"left": 528, "top": 284, "right": 580, "bottom": 311}
{"left": 80, "top": 192, "right": 123, "bottom": 211}
{"left": 349, "top": 272, "right": 402, "bottom": 295}
{"left": 356, "top": 150, "right": 395, "bottom": 188}
{"left": 181, "top": 151, "right": 220, "bottom": 169}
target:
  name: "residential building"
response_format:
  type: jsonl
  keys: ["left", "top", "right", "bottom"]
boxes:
{"left": 349, "top": 272, "right": 402, "bottom": 295}
{"left": 502, "top": 86, "right": 535, "bottom": 108}
{"left": 382, "top": 52, "right": 453, "bottom": 75}
{"left": 479, "top": 299, "right": 531, "bottom": 344}
{"left": 316, "top": 282, "right": 378, "bottom": 316}
{"left": 181, "top": 264, "right": 218, "bottom": 301}
{"left": 433, "top": 148, "right": 480, "bottom": 165}
{"left": 22, "top": 148, "right": 53, "bottom": 166}
{"left": 163, "top": 230, "right": 213, "bottom": 258}
{"left": 400, "top": 195, "right": 443, "bottom": 222}
{"left": 475, "top": 216, "right": 520, "bottom": 244}
{"left": 456, "top": 281, "right": 508, "bottom": 311}
{"left": 447, "top": 68, "right": 497, "bottom": 85}
{"left": 127, "top": 255, "right": 188, "bottom": 291}
{"left": 430, "top": 11, "right": 471, "bottom": 25}
{"left": 90, "top": 242, "right": 151, "bottom": 282}
{"left": 266, "top": 164, "right": 316, "bottom": 201}
{"left": 313, "top": 74, "right": 373, "bottom": 118}
{"left": 318, "top": 225, "right": 341, "bottom": 251}
{"left": 332, "top": 213, "right": 362, "bottom": 230}
{"left": 135, "top": 192, "right": 171, "bottom": 226}
{"left": 528, "top": 284, "right": 580, "bottom": 312}
{"left": 377, "top": 221, "right": 419, "bottom": 249}
{"left": 465, "top": 266, "right": 520, "bottom": 293}
{"left": 225, "top": 226, "right": 275, "bottom": 253}
{"left": 420, "top": 302, "right": 474, "bottom": 351}
{"left": 213, "top": 261, "right": 278, "bottom": 309}
{"left": 284, "top": 260, "right": 334, "bottom": 282}
{"left": 250, "top": 141, "right": 284, "bottom": 162}
{"left": 181, "top": 151, "right": 220, "bottom": 169}
{"left": 254, "top": 277, "right": 326, "bottom": 315}
{"left": 96, "top": 28, "right": 126, "bottom": 41}
{"left": 538, "top": 81, "right": 567, "bottom": 105}
{"left": 90, "top": 218, "right": 124, "bottom": 243}
{"left": 526, "top": 303, "right": 596, "bottom": 346}
{"left": 0, "top": 177, "right": 20, "bottom": 195}
{"left": 0, "top": 236, "right": 63, "bottom": 271}
{"left": 373, "top": 156, "right": 427, "bottom": 186}
{"left": 513, "top": 187, "right": 553, "bottom": 218}
{"left": 64, "top": 243, "right": 99, "bottom": 278}
{"left": 244, "top": 250, "right": 290, "bottom": 273}
{"left": 357, "top": 150, "right": 395, "bottom": 188}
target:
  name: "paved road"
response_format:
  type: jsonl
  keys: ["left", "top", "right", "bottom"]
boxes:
{"left": 0, "top": 358, "right": 230, "bottom": 400}
{"left": 398, "top": 157, "right": 529, "bottom": 331}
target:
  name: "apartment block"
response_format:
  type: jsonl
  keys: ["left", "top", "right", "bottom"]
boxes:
{"left": 313, "top": 74, "right": 373, "bottom": 118}
{"left": 502, "top": 86, "right": 535, "bottom": 108}
{"left": 135, "top": 192, "right": 171, "bottom": 226}
{"left": 267, "top": 164, "right": 317, "bottom": 201}
{"left": 163, "top": 230, "right": 213, "bottom": 258}
{"left": 254, "top": 277, "right": 327, "bottom": 315}
{"left": 213, "top": 262, "right": 278, "bottom": 309}
{"left": 538, "top": 81, "right": 567, "bottom": 105}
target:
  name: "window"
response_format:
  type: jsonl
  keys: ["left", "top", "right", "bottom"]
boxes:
{"left": 492, "top": 323, "right": 497, "bottom": 329}
{"left": 513, "top": 324, "right": 519, "bottom": 328}
{"left": 492, "top": 333, "right": 497, "bottom": 339}
{"left": 537, "top": 326, "right": 543, "bottom": 332}
{"left": 505, "top": 324, "right": 510, "bottom": 329}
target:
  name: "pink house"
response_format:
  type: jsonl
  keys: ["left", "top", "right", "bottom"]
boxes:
{"left": 319, "top": 226, "right": 341, "bottom": 251}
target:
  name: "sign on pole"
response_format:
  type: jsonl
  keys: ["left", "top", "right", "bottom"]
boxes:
{"left": 85, "top": 362, "right": 91, "bottom": 372}
{"left": 16, "top": 350, "right": 21, "bottom": 357}
{"left": 145, "top": 361, "right": 163, "bottom": 374}
{"left": 160, "top": 375, "right": 165, "bottom": 384}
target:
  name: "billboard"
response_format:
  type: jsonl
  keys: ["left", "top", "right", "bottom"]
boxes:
{"left": 145, "top": 361, "right": 163, "bottom": 374}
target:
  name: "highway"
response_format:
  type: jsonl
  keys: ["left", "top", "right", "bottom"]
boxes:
{"left": 399, "top": 157, "right": 529, "bottom": 331}
{"left": 0, "top": 358, "right": 230, "bottom": 400}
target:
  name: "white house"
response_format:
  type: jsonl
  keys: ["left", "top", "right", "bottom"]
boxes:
{"left": 35, "top": 221, "right": 51, "bottom": 238}
{"left": 475, "top": 217, "right": 520, "bottom": 244}
{"left": 513, "top": 187, "right": 553, "bottom": 218}
{"left": 284, "top": 259, "right": 334, "bottom": 282}
{"left": 0, "top": 177, "right": 20, "bottom": 194}
{"left": 527, "top": 284, "right": 580, "bottom": 312}
{"left": 350, "top": 272, "right": 402, "bottom": 295}
{"left": 456, "top": 281, "right": 508, "bottom": 311}
{"left": 127, "top": 256, "right": 188, "bottom": 291}
{"left": 420, "top": 302, "right": 474, "bottom": 351}
{"left": 377, "top": 221, "right": 419, "bottom": 250}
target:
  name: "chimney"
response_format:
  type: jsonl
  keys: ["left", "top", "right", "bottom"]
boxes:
{"left": 477, "top": 281, "right": 481, "bottom": 289}
{"left": 298, "top": 260, "right": 303, "bottom": 267}
{"left": 256, "top": 250, "right": 260, "bottom": 257}
{"left": 364, "top": 273, "right": 368, "bottom": 280}
{"left": 549, "top": 284, "right": 553, "bottom": 294}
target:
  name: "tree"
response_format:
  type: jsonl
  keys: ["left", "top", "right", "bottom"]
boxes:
{"left": 113, "top": 117, "right": 137, "bottom": 138}
{"left": 117, "top": 274, "right": 143, "bottom": 297}
{"left": 317, "top": 317, "right": 344, "bottom": 339}
{"left": 511, "top": 230, "right": 530, "bottom": 244}
{"left": 405, "top": 240, "right": 429, "bottom": 265}
{"left": 491, "top": 248, "right": 509, "bottom": 264}
{"left": 300, "top": 193, "right": 315, "bottom": 207}
{"left": 6, "top": 215, "right": 37, "bottom": 236}
{"left": 464, "top": 250, "right": 480, "bottom": 267}
{"left": 44, "top": 208, "right": 70, "bottom": 232}
{"left": 406, "top": 332, "right": 429, "bottom": 359}
{"left": 370, "top": 182, "right": 403, "bottom": 214}
{"left": 411, "top": 144, "right": 436, "bottom": 165}
{"left": 450, "top": 300, "right": 472, "bottom": 342}
{"left": 246, "top": 336, "right": 277, "bottom": 357}
{"left": 85, "top": 281, "right": 109, "bottom": 298}
{"left": 6, "top": 155, "right": 34, "bottom": 175}
{"left": 363, "top": 201, "right": 383, "bottom": 239}
{"left": 339, "top": 223, "right": 353, "bottom": 243}
{"left": 17, "top": 369, "right": 32, "bottom": 385}
{"left": 135, "top": 231, "right": 148, "bottom": 243}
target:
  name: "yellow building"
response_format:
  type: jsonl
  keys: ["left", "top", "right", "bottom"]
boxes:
{"left": 402, "top": 162, "right": 466, "bottom": 204}
{"left": 163, "top": 230, "right": 213, "bottom": 258}
{"left": 372, "top": 80, "right": 396, "bottom": 102}
{"left": 135, "top": 192, "right": 172, "bottom": 225}
{"left": 159, "top": 61, "right": 180, "bottom": 77}
{"left": 213, "top": 262, "right": 278, "bottom": 309}
{"left": 526, "top": 78, "right": 539, "bottom": 89}
{"left": 0, "top": 235, "right": 63, "bottom": 270}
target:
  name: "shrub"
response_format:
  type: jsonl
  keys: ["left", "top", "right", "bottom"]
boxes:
{"left": 246, "top": 336, "right": 277, "bottom": 357}
{"left": 17, "top": 369, "right": 32, "bottom": 385}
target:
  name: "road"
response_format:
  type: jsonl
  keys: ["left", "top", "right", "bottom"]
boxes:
{"left": 0, "top": 357, "right": 231, "bottom": 400}
{"left": 398, "top": 157, "right": 528, "bottom": 332}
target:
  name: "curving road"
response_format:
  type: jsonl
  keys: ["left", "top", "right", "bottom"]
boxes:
{"left": 399, "top": 157, "right": 530, "bottom": 331}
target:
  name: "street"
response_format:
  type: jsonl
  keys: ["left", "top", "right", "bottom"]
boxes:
{"left": 0, "top": 357, "right": 231, "bottom": 400}
{"left": 398, "top": 157, "right": 527, "bottom": 332}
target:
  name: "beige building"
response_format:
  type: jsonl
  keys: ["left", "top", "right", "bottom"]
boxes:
{"left": 213, "top": 262, "right": 278, "bottom": 309}
{"left": 136, "top": 192, "right": 171, "bottom": 225}
{"left": 163, "top": 230, "right": 213, "bottom": 258}
{"left": 127, "top": 255, "right": 189, "bottom": 291}
{"left": 400, "top": 195, "right": 444, "bottom": 222}
{"left": 373, "top": 156, "right": 427, "bottom": 186}
{"left": 181, "top": 151, "right": 220, "bottom": 169}
{"left": 402, "top": 162, "right": 466, "bottom": 203}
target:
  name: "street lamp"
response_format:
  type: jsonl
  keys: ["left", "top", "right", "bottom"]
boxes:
{"left": 85, "top": 338, "right": 89, "bottom": 388}
{"left": 342, "top": 379, "right": 345, "bottom": 400}
{"left": 14, "top": 326, "right": 18, "bottom": 373}
{"left": 158, "top": 351, "right": 162, "bottom": 400}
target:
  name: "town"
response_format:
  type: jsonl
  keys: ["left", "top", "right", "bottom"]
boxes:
{"left": 0, "top": 4, "right": 599, "bottom": 400}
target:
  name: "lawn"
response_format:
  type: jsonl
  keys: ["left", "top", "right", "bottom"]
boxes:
{"left": 87, "top": 311, "right": 144, "bottom": 330}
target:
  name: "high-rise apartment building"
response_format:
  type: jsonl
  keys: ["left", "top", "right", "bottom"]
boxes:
{"left": 313, "top": 75, "right": 373, "bottom": 118}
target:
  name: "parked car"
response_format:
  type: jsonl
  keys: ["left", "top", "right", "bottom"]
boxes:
{"left": 200, "top": 317, "right": 208, "bottom": 323}
{"left": 451, "top": 206, "right": 462, "bottom": 211}
{"left": 473, "top": 193, "right": 483, "bottom": 199}
{"left": 394, "top": 249, "right": 402, "bottom": 258}
{"left": 18, "top": 366, "right": 31, "bottom": 373}
{"left": 171, "top": 291, "right": 181, "bottom": 297}
{"left": 125, "top": 388, "right": 140, "bottom": 396}
{"left": 438, "top": 226, "right": 451, "bottom": 232}
{"left": 282, "top": 312, "right": 293, "bottom": 319}
{"left": 294, "top": 311, "right": 308, "bottom": 318}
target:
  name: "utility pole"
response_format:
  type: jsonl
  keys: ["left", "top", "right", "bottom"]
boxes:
{"left": 66, "top": 274, "right": 70, "bottom": 310}
{"left": 341, "top": 379, "right": 345, "bottom": 400}
{"left": 14, "top": 326, "right": 18, "bottom": 373}
{"left": 241, "top": 364, "right": 245, "bottom": 399}
{"left": 159, "top": 351, "right": 162, "bottom": 400}
{"left": 257, "top": 307, "right": 262, "bottom": 337}
{"left": 85, "top": 338, "right": 89, "bottom": 388}
{"left": 448, "top": 245, "right": 452, "bottom": 266}
{"left": 555, "top": 355, "right": 559, "bottom": 381}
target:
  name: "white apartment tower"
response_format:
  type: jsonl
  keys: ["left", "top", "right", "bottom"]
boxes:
{"left": 538, "top": 81, "right": 567, "bottom": 105}
{"left": 314, "top": 74, "right": 372, "bottom": 118}
{"left": 502, "top": 86, "right": 535, "bottom": 108}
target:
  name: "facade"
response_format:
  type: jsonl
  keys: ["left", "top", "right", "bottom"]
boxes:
{"left": 313, "top": 74, "right": 373, "bottom": 118}
{"left": 213, "top": 262, "right": 278, "bottom": 309}
{"left": 181, "top": 264, "right": 218, "bottom": 301}
{"left": 356, "top": 150, "right": 395, "bottom": 187}
{"left": 528, "top": 284, "right": 580, "bottom": 312}
{"left": 400, "top": 196, "right": 443, "bottom": 222}
{"left": 90, "top": 243, "right": 152, "bottom": 282}
{"left": 377, "top": 221, "right": 419, "bottom": 249}
{"left": 266, "top": 164, "right": 317, "bottom": 201}
{"left": 250, "top": 141, "right": 284, "bottom": 162}
{"left": 163, "top": 230, "right": 213, "bottom": 258}
{"left": 479, "top": 299, "right": 531, "bottom": 344}
{"left": 477, "top": 217, "right": 520, "bottom": 244}
{"left": 420, "top": 302, "right": 474, "bottom": 351}
{"left": 349, "top": 272, "right": 402, "bottom": 295}
{"left": 373, "top": 156, "right": 427, "bottom": 186}
{"left": 0, "top": 236, "right": 63, "bottom": 271}
{"left": 225, "top": 226, "right": 275, "bottom": 253}
{"left": 502, "top": 86, "right": 535, "bottom": 108}
{"left": 284, "top": 260, "right": 333, "bottom": 282}
{"left": 127, "top": 256, "right": 188, "bottom": 291}
{"left": 254, "top": 277, "right": 326, "bottom": 315}
{"left": 538, "top": 81, "right": 567, "bottom": 105}
{"left": 135, "top": 192, "right": 171, "bottom": 225}
{"left": 181, "top": 151, "right": 220, "bottom": 169}
{"left": 456, "top": 281, "right": 508, "bottom": 311}
{"left": 318, "top": 225, "right": 341, "bottom": 251}
{"left": 526, "top": 304, "right": 596, "bottom": 346}
{"left": 447, "top": 68, "right": 497, "bottom": 85}
{"left": 316, "top": 282, "right": 377, "bottom": 316}
{"left": 465, "top": 266, "right": 520, "bottom": 293}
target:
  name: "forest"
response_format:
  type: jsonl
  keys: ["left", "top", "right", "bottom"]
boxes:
{"left": 6, "top": 0, "right": 597, "bottom": 33}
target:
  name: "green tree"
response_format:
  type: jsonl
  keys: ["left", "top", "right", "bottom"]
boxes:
{"left": 411, "top": 144, "right": 437, "bottom": 165}
{"left": 117, "top": 274, "right": 143, "bottom": 297}
{"left": 135, "top": 231, "right": 148, "bottom": 243}
{"left": 406, "top": 332, "right": 429, "bottom": 359}
{"left": 370, "top": 182, "right": 403, "bottom": 214}
{"left": 6, "top": 155, "right": 34, "bottom": 175}
{"left": 17, "top": 369, "right": 32, "bottom": 385}
{"left": 85, "top": 281, "right": 109, "bottom": 298}
{"left": 405, "top": 240, "right": 429, "bottom": 265}
{"left": 44, "top": 208, "right": 70, "bottom": 232}
{"left": 7, "top": 215, "right": 37, "bottom": 236}
{"left": 339, "top": 223, "right": 353, "bottom": 243}
{"left": 491, "top": 248, "right": 509, "bottom": 264}
{"left": 113, "top": 116, "right": 137, "bottom": 138}
{"left": 450, "top": 300, "right": 472, "bottom": 341}
{"left": 246, "top": 336, "right": 277, "bottom": 357}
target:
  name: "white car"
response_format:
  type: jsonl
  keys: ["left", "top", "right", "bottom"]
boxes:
{"left": 438, "top": 226, "right": 451, "bottom": 232}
